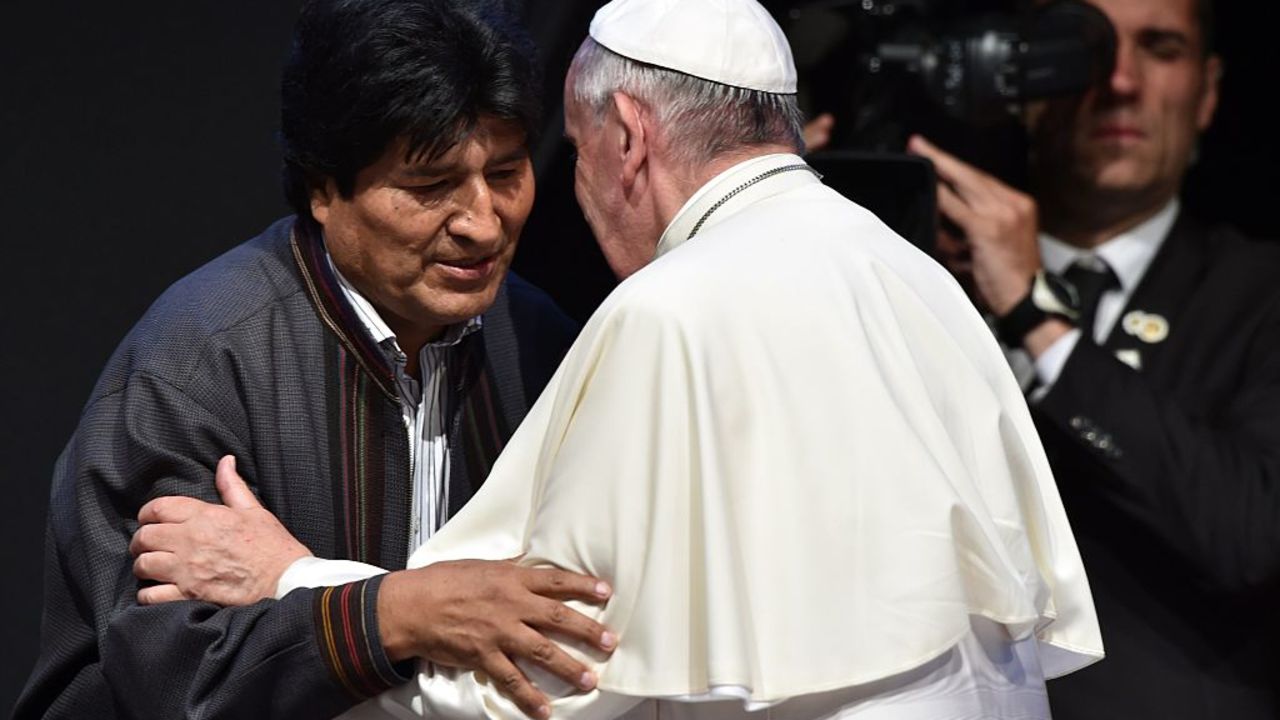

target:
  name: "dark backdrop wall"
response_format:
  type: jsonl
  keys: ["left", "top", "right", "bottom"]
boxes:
{"left": 3, "top": 0, "right": 1276, "bottom": 712}
{"left": 1, "top": 2, "right": 307, "bottom": 709}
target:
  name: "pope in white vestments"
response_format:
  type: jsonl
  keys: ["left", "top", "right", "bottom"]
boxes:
{"left": 341, "top": 153, "right": 1103, "bottom": 720}
{"left": 290, "top": 0, "right": 1100, "bottom": 712}
{"left": 328, "top": 1, "right": 1105, "bottom": 716}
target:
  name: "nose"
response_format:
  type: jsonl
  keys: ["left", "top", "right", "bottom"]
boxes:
{"left": 1106, "top": 40, "right": 1140, "bottom": 99}
{"left": 446, "top": 176, "right": 502, "bottom": 247}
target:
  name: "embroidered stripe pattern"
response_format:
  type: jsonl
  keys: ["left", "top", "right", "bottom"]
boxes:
{"left": 292, "top": 226, "right": 397, "bottom": 399}
{"left": 334, "top": 347, "right": 389, "bottom": 566}
{"left": 300, "top": 226, "right": 403, "bottom": 568}
{"left": 313, "top": 576, "right": 406, "bottom": 698}
{"left": 336, "top": 347, "right": 356, "bottom": 558}
{"left": 351, "top": 361, "right": 370, "bottom": 562}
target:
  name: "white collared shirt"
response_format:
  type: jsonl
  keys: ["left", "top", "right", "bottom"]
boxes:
{"left": 274, "top": 252, "right": 481, "bottom": 598}
{"left": 326, "top": 257, "right": 481, "bottom": 552}
{"left": 1029, "top": 199, "right": 1178, "bottom": 392}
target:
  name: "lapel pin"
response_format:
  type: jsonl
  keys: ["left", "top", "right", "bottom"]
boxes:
{"left": 1122, "top": 310, "right": 1169, "bottom": 344}
{"left": 1114, "top": 348, "right": 1143, "bottom": 370}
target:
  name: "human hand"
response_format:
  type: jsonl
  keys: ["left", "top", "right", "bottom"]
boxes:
{"left": 377, "top": 560, "right": 616, "bottom": 719}
{"left": 803, "top": 113, "right": 835, "bottom": 154}
{"left": 130, "top": 455, "right": 312, "bottom": 606}
{"left": 907, "top": 134, "right": 1043, "bottom": 315}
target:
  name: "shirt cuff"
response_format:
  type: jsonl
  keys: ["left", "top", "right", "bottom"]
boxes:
{"left": 277, "top": 556, "right": 388, "bottom": 599}
{"left": 1029, "top": 328, "right": 1082, "bottom": 401}
{"left": 312, "top": 574, "right": 413, "bottom": 699}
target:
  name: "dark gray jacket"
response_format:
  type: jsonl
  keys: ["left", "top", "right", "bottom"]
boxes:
{"left": 16, "top": 217, "right": 578, "bottom": 719}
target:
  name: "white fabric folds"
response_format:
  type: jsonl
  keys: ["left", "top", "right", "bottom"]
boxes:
{"left": 344, "top": 154, "right": 1103, "bottom": 719}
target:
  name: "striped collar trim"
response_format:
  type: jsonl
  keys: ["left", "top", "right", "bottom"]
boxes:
{"left": 290, "top": 219, "right": 399, "bottom": 400}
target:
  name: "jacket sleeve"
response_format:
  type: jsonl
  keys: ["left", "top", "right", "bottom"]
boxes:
{"left": 1034, "top": 310, "right": 1280, "bottom": 597}
{"left": 15, "top": 371, "right": 408, "bottom": 719}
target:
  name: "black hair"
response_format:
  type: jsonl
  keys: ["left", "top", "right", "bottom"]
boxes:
{"left": 280, "top": 0, "right": 540, "bottom": 219}
{"left": 1196, "top": 0, "right": 1216, "bottom": 56}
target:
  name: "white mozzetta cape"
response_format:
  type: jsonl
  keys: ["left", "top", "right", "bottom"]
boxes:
{"left": 346, "top": 154, "right": 1103, "bottom": 720}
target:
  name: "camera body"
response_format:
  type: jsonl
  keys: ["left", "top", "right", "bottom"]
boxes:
{"left": 779, "top": 0, "right": 1116, "bottom": 253}
{"left": 783, "top": 0, "right": 1116, "bottom": 147}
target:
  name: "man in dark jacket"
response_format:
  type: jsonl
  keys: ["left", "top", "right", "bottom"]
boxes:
{"left": 16, "top": 2, "right": 615, "bottom": 718}
{"left": 910, "top": 0, "right": 1280, "bottom": 716}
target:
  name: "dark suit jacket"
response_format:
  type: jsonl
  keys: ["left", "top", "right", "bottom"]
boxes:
{"left": 1040, "top": 214, "right": 1280, "bottom": 719}
{"left": 14, "top": 217, "right": 578, "bottom": 719}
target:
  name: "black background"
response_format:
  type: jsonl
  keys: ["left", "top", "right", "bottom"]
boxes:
{"left": 2, "top": 0, "right": 1276, "bottom": 711}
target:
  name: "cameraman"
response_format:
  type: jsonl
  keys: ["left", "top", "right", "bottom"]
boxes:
{"left": 908, "top": 0, "right": 1280, "bottom": 717}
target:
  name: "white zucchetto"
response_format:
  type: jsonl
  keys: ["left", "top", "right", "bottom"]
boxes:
{"left": 588, "top": 0, "right": 798, "bottom": 94}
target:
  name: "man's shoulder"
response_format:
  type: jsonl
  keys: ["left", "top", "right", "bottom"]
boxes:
{"left": 156, "top": 216, "right": 300, "bottom": 307}
{"left": 1204, "top": 222, "right": 1280, "bottom": 268}
{"left": 1183, "top": 218, "right": 1280, "bottom": 302}
{"left": 95, "top": 217, "right": 314, "bottom": 396}
{"left": 140, "top": 216, "right": 307, "bottom": 335}
{"left": 642, "top": 183, "right": 947, "bottom": 303}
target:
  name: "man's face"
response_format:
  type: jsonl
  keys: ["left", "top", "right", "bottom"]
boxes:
{"left": 313, "top": 116, "right": 534, "bottom": 340}
{"left": 563, "top": 72, "right": 658, "bottom": 280}
{"left": 1030, "top": 0, "right": 1220, "bottom": 207}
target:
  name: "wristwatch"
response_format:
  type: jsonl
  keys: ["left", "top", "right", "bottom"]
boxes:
{"left": 995, "top": 269, "right": 1080, "bottom": 347}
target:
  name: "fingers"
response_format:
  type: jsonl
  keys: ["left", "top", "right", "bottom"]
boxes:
{"left": 132, "top": 550, "right": 178, "bottom": 582}
{"left": 907, "top": 134, "right": 975, "bottom": 184}
{"left": 935, "top": 181, "right": 979, "bottom": 229}
{"left": 907, "top": 134, "right": 1000, "bottom": 205}
{"left": 137, "top": 583, "right": 188, "bottom": 605}
{"left": 909, "top": 135, "right": 981, "bottom": 235}
{"left": 803, "top": 113, "right": 835, "bottom": 154}
{"left": 481, "top": 652, "right": 551, "bottom": 720}
{"left": 907, "top": 134, "right": 953, "bottom": 175}
{"left": 934, "top": 226, "right": 972, "bottom": 275}
{"left": 137, "top": 495, "right": 207, "bottom": 525}
{"left": 522, "top": 566, "right": 611, "bottom": 603}
{"left": 215, "top": 455, "right": 261, "bottom": 510}
{"left": 528, "top": 596, "right": 616, "bottom": 654}
{"left": 129, "top": 522, "right": 183, "bottom": 557}
{"left": 500, "top": 624, "right": 598, "bottom": 703}
{"left": 934, "top": 222, "right": 969, "bottom": 257}
{"left": 519, "top": 568, "right": 615, "bottom": 654}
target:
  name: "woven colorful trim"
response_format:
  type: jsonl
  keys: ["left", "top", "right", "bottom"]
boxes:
{"left": 331, "top": 345, "right": 392, "bottom": 566}
{"left": 312, "top": 575, "right": 409, "bottom": 698}
{"left": 291, "top": 222, "right": 397, "bottom": 400}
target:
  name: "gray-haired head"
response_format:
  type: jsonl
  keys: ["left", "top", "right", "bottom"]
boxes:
{"left": 570, "top": 0, "right": 805, "bottom": 167}
{"left": 569, "top": 39, "right": 804, "bottom": 167}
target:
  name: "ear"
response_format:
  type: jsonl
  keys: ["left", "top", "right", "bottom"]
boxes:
{"left": 309, "top": 178, "right": 338, "bottom": 226}
{"left": 1196, "top": 54, "right": 1223, "bottom": 132}
{"left": 611, "top": 91, "right": 648, "bottom": 190}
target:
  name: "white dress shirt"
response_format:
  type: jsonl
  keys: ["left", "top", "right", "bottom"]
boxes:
{"left": 274, "top": 251, "right": 480, "bottom": 596}
{"left": 1029, "top": 199, "right": 1178, "bottom": 392}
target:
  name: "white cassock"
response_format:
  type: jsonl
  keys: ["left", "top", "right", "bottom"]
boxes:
{"left": 333, "top": 153, "right": 1104, "bottom": 720}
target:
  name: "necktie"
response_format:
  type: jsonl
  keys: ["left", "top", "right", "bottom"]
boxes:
{"left": 1062, "top": 257, "right": 1119, "bottom": 341}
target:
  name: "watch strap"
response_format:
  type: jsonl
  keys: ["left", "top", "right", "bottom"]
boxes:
{"left": 996, "top": 270, "right": 1077, "bottom": 347}
{"left": 996, "top": 292, "right": 1049, "bottom": 347}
